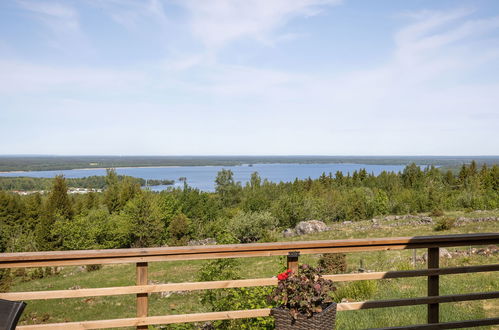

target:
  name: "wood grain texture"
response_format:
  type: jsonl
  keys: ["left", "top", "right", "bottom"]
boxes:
{"left": 2, "top": 233, "right": 497, "bottom": 268}
{"left": 15, "top": 291, "right": 499, "bottom": 329}
{"left": 136, "top": 262, "right": 148, "bottom": 330}
{"left": 2, "top": 264, "right": 497, "bottom": 301}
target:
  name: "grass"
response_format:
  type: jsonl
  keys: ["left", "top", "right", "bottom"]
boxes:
{"left": 9, "top": 210, "right": 499, "bottom": 329}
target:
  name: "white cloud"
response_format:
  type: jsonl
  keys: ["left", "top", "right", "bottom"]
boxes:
{"left": 176, "top": 0, "right": 342, "bottom": 49}
{"left": 91, "top": 0, "right": 168, "bottom": 30}
{"left": 2, "top": 5, "right": 499, "bottom": 155}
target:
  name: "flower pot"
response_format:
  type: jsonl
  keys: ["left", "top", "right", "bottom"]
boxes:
{"left": 272, "top": 302, "right": 336, "bottom": 330}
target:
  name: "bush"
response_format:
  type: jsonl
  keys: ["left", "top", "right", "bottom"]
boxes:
{"left": 429, "top": 209, "right": 445, "bottom": 217}
{"left": 228, "top": 211, "right": 278, "bottom": 243}
{"left": 85, "top": 264, "right": 102, "bottom": 272}
{"left": 434, "top": 217, "right": 455, "bottom": 231}
{"left": 318, "top": 253, "right": 347, "bottom": 274}
{"left": 333, "top": 280, "right": 378, "bottom": 302}
{"left": 167, "top": 213, "right": 191, "bottom": 246}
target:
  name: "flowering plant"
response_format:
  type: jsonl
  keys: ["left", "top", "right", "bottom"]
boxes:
{"left": 268, "top": 264, "right": 336, "bottom": 320}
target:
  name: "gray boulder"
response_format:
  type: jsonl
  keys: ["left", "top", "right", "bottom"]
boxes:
{"left": 294, "top": 220, "right": 330, "bottom": 236}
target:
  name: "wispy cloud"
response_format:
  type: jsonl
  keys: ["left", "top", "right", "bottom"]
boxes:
{"left": 91, "top": 0, "right": 168, "bottom": 30}
{"left": 177, "top": 0, "right": 342, "bottom": 49}
{"left": 1, "top": 4, "right": 499, "bottom": 154}
{"left": 16, "top": 0, "right": 92, "bottom": 54}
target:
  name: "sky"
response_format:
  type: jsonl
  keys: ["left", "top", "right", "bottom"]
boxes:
{"left": 1, "top": 0, "right": 499, "bottom": 156}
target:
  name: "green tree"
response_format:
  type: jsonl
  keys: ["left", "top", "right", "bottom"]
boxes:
{"left": 215, "top": 169, "right": 242, "bottom": 207}
{"left": 46, "top": 175, "right": 73, "bottom": 219}
{"left": 120, "top": 192, "right": 164, "bottom": 247}
{"left": 167, "top": 213, "right": 191, "bottom": 246}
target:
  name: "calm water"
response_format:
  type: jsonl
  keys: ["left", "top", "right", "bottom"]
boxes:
{"left": 0, "top": 163, "right": 408, "bottom": 192}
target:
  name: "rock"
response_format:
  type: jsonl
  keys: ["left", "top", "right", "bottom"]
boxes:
{"left": 440, "top": 248, "right": 452, "bottom": 258}
{"left": 188, "top": 238, "right": 217, "bottom": 246}
{"left": 160, "top": 291, "right": 172, "bottom": 298}
{"left": 343, "top": 221, "right": 353, "bottom": 225}
{"left": 420, "top": 217, "right": 433, "bottom": 224}
{"left": 282, "top": 228, "right": 296, "bottom": 237}
{"left": 294, "top": 220, "right": 330, "bottom": 236}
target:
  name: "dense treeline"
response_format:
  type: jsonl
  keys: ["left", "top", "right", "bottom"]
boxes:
{"left": 0, "top": 162, "right": 498, "bottom": 255}
{"left": 2, "top": 155, "right": 499, "bottom": 172}
{"left": 0, "top": 176, "right": 173, "bottom": 191}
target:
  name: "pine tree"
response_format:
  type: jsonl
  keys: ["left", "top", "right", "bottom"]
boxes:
{"left": 46, "top": 175, "right": 73, "bottom": 219}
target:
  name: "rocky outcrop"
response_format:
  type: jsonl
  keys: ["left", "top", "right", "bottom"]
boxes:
{"left": 282, "top": 220, "right": 330, "bottom": 237}
{"left": 384, "top": 215, "right": 434, "bottom": 225}
{"left": 296, "top": 220, "right": 330, "bottom": 236}
{"left": 188, "top": 238, "right": 217, "bottom": 246}
{"left": 455, "top": 216, "right": 499, "bottom": 225}
{"left": 417, "top": 245, "right": 498, "bottom": 262}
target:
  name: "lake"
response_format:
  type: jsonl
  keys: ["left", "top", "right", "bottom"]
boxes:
{"left": 0, "top": 163, "right": 410, "bottom": 191}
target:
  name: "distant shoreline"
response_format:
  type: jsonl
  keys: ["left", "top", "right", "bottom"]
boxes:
{"left": 0, "top": 155, "right": 497, "bottom": 173}
{"left": 0, "top": 165, "right": 187, "bottom": 174}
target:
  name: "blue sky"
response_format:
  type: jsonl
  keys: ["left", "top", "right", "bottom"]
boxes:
{"left": 1, "top": 0, "right": 498, "bottom": 155}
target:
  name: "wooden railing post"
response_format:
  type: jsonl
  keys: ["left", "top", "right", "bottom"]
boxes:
{"left": 428, "top": 247, "right": 439, "bottom": 324}
{"left": 136, "top": 262, "right": 148, "bottom": 330}
{"left": 287, "top": 251, "right": 300, "bottom": 273}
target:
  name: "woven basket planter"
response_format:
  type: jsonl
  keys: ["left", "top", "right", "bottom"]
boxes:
{"left": 272, "top": 303, "right": 337, "bottom": 330}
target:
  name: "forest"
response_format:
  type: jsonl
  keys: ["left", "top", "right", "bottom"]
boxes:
{"left": 0, "top": 176, "right": 174, "bottom": 191}
{"left": 0, "top": 162, "right": 497, "bottom": 255}
{"left": 2, "top": 155, "right": 499, "bottom": 172}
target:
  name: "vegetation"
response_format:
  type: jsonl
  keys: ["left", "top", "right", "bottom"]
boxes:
{"left": 0, "top": 175, "right": 173, "bottom": 191}
{"left": 0, "top": 161, "right": 498, "bottom": 328}
{"left": 6, "top": 211, "right": 499, "bottom": 329}
{"left": 1, "top": 162, "right": 498, "bottom": 255}
{"left": 1, "top": 155, "right": 499, "bottom": 172}
{"left": 269, "top": 264, "right": 336, "bottom": 319}
{"left": 318, "top": 253, "right": 347, "bottom": 274}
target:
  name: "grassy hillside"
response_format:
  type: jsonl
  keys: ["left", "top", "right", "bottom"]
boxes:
{"left": 10, "top": 210, "right": 499, "bottom": 329}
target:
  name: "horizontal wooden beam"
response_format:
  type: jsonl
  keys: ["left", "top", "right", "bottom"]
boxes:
{"left": 337, "top": 291, "right": 499, "bottom": 311}
{"left": 2, "top": 233, "right": 498, "bottom": 268}
{"left": 17, "top": 309, "right": 272, "bottom": 329}
{"left": 3, "top": 264, "right": 497, "bottom": 301}
{"left": 373, "top": 317, "right": 499, "bottom": 329}
{"left": 15, "top": 291, "right": 499, "bottom": 329}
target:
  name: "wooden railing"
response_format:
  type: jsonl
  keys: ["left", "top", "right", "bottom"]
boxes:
{"left": 1, "top": 233, "right": 498, "bottom": 329}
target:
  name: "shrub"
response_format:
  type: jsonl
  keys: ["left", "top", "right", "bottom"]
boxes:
{"left": 85, "top": 264, "right": 102, "bottom": 272}
{"left": 333, "top": 280, "right": 378, "bottom": 302}
{"left": 167, "top": 213, "right": 191, "bottom": 246}
{"left": 429, "top": 209, "right": 445, "bottom": 217}
{"left": 434, "top": 217, "right": 455, "bottom": 231}
{"left": 228, "top": 211, "right": 278, "bottom": 243}
{"left": 318, "top": 253, "right": 347, "bottom": 274}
